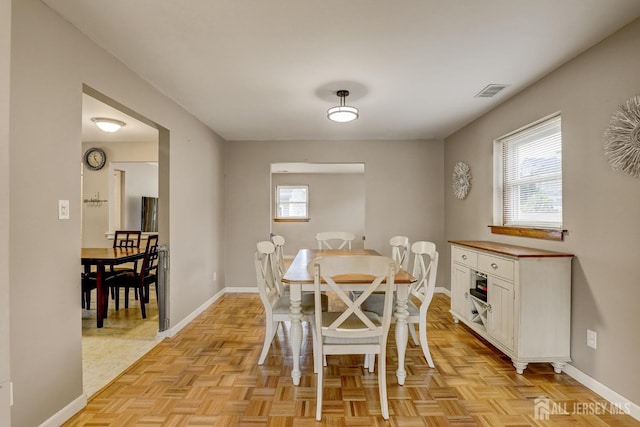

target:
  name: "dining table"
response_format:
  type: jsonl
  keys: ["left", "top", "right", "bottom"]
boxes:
{"left": 81, "top": 247, "right": 146, "bottom": 328}
{"left": 282, "top": 248, "right": 416, "bottom": 386}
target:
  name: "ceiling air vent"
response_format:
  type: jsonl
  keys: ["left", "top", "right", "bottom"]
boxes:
{"left": 475, "top": 84, "right": 509, "bottom": 98}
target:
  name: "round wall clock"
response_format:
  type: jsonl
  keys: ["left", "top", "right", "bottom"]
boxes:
{"left": 452, "top": 161, "right": 472, "bottom": 200}
{"left": 83, "top": 147, "right": 106, "bottom": 171}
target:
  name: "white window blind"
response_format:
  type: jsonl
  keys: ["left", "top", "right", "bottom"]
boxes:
{"left": 499, "top": 115, "right": 562, "bottom": 228}
{"left": 276, "top": 185, "right": 308, "bottom": 219}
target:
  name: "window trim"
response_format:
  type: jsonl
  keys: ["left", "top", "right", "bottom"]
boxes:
{"left": 488, "top": 225, "right": 565, "bottom": 241}
{"left": 275, "top": 184, "right": 309, "bottom": 220}
{"left": 492, "top": 112, "right": 565, "bottom": 241}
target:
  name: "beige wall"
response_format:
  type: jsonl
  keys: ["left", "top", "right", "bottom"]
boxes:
{"left": 81, "top": 140, "right": 158, "bottom": 248}
{"left": 0, "top": 0, "right": 11, "bottom": 424}
{"left": 225, "top": 139, "right": 445, "bottom": 288}
{"left": 444, "top": 19, "right": 640, "bottom": 406}
{"left": 8, "top": 1, "right": 225, "bottom": 425}
{"left": 272, "top": 172, "right": 366, "bottom": 254}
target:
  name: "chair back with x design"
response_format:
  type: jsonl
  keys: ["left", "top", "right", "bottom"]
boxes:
{"left": 390, "top": 235, "right": 410, "bottom": 271}
{"left": 315, "top": 231, "right": 355, "bottom": 250}
{"left": 409, "top": 241, "right": 438, "bottom": 307}
{"left": 308, "top": 255, "right": 396, "bottom": 420}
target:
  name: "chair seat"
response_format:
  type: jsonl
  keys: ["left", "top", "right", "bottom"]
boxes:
{"left": 81, "top": 271, "right": 118, "bottom": 310}
{"left": 361, "top": 294, "right": 420, "bottom": 317}
{"left": 273, "top": 292, "right": 328, "bottom": 315}
{"left": 82, "top": 270, "right": 119, "bottom": 280}
{"left": 320, "top": 311, "right": 382, "bottom": 331}
{"left": 111, "top": 266, "right": 137, "bottom": 274}
{"left": 323, "top": 334, "right": 380, "bottom": 345}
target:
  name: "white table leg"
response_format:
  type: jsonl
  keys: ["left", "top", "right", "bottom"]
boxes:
{"left": 289, "top": 284, "right": 303, "bottom": 385}
{"left": 394, "top": 283, "right": 409, "bottom": 385}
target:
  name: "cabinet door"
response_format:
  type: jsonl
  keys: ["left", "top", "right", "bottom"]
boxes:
{"left": 451, "top": 263, "right": 470, "bottom": 319}
{"left": 487, "top": 276, "right": 514, "bottom": 351}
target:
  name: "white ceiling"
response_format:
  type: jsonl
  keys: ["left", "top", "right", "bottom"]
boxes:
{"left": 45, "top": 0, "right": 640, "bottom": 142}
{"left": 82, "top": 94, "right": 158, "bottom": 143}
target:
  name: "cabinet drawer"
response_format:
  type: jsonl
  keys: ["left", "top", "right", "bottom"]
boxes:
{"left": 452, "top": 246, "right": 477, "bottom": 268}
{"left": 478, "top": 253, "right": 514, "bottom": 281}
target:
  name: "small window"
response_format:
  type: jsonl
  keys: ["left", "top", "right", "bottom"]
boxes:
{"left": 494, "top": 114, "right": 562, "bottom": 229}
{"left": 275, "top": 185, "right": 309, "bottom": 220}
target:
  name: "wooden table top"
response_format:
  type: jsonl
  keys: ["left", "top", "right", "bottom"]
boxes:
{"left": 449, "top": 240, "right": 574, "bottom": 258}
{"left": 81, "top": 247, "right": 145, "bottom": 264}
{"left": 282, "top": 248, "right": 415, "bottom": 284}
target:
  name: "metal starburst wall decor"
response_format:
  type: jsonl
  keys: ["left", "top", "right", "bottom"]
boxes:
{"left": 452, "top": 161, "right": 472, "bottom": 200}
{"left": 604, "top": 95, "right": 640, "bottom": 178}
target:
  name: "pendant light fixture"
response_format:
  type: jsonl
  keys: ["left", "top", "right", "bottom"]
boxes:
{"left": 327, "top": 90, "right": 359, "bottom": 123}
{"left": 91, "top": 117, "right": 126, "bottom": 133}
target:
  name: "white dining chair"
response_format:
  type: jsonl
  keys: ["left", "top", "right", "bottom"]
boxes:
{"left": 271, "top": 234, "right": 287, "bottom": 284}
{"left": 362, "top": 241, "right": 439, "bottom": 368}
{"left": 351, "top": 236, "right": 409, "bottom": 303}
{"left": 255, "top": 241, "right": 324, "bottom": 370}
{"left": 389, "top": 235, "right": 410, "bottom": 271}
{"left": 315, "top": 231, "right": 355, "bottom": 250}
{"left": 309, "top": 255, "right": 396, "bottom": 420}
{"left": 270, "top": 234, "right": 289, "bottom": 297}
{"left": 271, "top": 234, "right": 321, "bottom": 301}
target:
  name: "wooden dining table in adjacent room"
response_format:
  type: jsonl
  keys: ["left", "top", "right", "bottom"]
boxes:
{"left": 81, "top": 247, "right": 146, "bottom": 328}
{"left": 282, "top": 248, "right": 416, "bottom": 386}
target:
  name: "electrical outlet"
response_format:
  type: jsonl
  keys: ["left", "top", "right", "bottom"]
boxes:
{"left": 213, "top": 272, "right": 217, "bottom": 281}
{"left": 587, "top": 329, "right": 597, "bottom": 349}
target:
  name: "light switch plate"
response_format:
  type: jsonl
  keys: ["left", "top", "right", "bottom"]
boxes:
{"left": 58, "top": 200, "right": 70, "bottom": 220}
{"left": 587, "top": 329, "right": 597, "bottom": 349}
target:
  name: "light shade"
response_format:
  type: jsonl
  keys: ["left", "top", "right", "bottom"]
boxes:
{"left": 327, "top": 90, "right": 359, "bottom": 123}
{"left": 91, "top": 117, "right": 126, "bottom": 133}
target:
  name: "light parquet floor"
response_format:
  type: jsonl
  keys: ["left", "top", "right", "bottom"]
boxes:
{"left": 65, "top": 293, "right": 638, "bottom": 426}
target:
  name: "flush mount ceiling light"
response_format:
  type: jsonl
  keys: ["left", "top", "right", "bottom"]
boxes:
{"left": 91, "top": 117, "right": 126, "bottom": 133}
{"left": 327, "top": 90, "right": 359, "bottom": 123}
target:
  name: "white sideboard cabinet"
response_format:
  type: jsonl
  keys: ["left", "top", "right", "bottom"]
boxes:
{"left": 449, "top": 240, "right": 573, "bottom": 374}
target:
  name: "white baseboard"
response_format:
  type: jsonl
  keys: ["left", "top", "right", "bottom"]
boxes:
{"left": 156, "top": 288, "right": 226, "bottom": 338}
{"left": 224, "top": 286, "right": 258, "bottom": 293}
{"left": 562, "top": 364, "right": 639, "bottom": 421}
{"left": 39, "top": 393, "right": 87, "bottom": 427}
{"left": 435, "top": 286, "right": 450, "bottom": 297}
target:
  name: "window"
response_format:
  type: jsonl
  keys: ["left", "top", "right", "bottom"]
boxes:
{"left": 275, "top": 185, "right": 309, "bottom": 220}
{"left": 494, "top": 114, "right": 562, "bottom": 231}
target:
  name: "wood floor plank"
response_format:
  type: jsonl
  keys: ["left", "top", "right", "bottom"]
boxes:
{"left": 64, "top": 293, "right": 639, "bottom": 426}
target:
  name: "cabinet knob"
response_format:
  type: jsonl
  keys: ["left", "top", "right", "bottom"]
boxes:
{"left": 487, "top": 304, "right": 492, "bottom": 312}
{"left": 464, "top": 291, "right": 468, "bottom": 299}
{"left": 461, "top": 254, "right": 467, "bottom": 260}
{"left": 491, "top": 263, "right": 498, "bottom": 269}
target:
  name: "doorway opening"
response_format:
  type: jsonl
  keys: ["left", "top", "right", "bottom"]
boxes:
{"left": 81, "top": 86, "right": 167, "bottom": 397}
{"left": 270, "top": 162, "right": 366, "bottom": 254}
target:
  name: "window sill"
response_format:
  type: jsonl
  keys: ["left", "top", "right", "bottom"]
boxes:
{"left": 273, "top": 218, "right": 310, "bottom": 223}
{"left": 488, "top": 225, "right": 566, "bottom": 241}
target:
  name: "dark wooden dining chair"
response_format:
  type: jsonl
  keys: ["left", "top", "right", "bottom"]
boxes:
{"left": 116, "top": 234, "right": 159, "bottom": 318}
{"left": 81, "top": 272, "right": 96, "bottom": 310}
{"left": 113, "top": 230, "right": 142, "bottom": 249}
{"left": 81, "top": 269, "right": 116, "bottom": 313}
{"left": 111, "top": 230, "right": 142, "bottom": 276}
{"left": 109, "top": 230, "right": 142, "bottom": 310}
{"left": 138, "top": 234, "right": 160, "bottom": 306}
